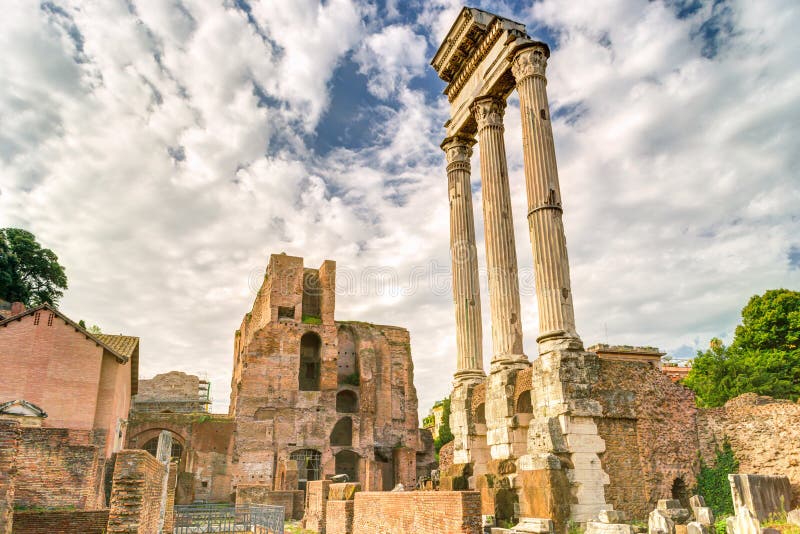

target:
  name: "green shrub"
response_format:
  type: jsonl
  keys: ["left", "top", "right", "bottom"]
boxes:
{"left": 302, "top": 314, "right": 322, "bottom": 325}
{"left": 715, "top": 517, "right": 728, "bottom": 534}
{"left": 695, "top": 440, "right": 739, "bottom": 517}
{"left": 341, "top": 372, "right": 360, "bottom": 386}
{"left": 433, "top": 397, "right": 454, "bottom": 454}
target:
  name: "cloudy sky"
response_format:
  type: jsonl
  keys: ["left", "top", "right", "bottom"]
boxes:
{"left": 2, "top": 0, "right": 798, "bottom": 415}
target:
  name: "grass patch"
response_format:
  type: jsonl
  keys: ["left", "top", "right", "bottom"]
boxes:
{"left": 302, "top": 314, "right": 322, "bottom": 324}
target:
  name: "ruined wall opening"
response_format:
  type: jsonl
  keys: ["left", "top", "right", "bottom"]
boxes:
{"left": 143, "top": 435, "right": 183, "bottom": 461}
{"left": 337, "top": 326, "right": 359, "bottom": 385}
{"left": 671, "top": 477, "right": 690, "bottom": 509}
{"left": 290, "top": 448, "right": 322, "bottom": 491}
{"left": 336, "top": 390, "right": 358, "bottom": 413}
{"left": 474, "top": 403, "right": 486, "bottom": 425}
{"left": 302, "top": 271, "right": 322, "bottom": 319}
{"left": 335, "top": 450, "right": 360, "bottom": 482}
{"left": 330, "top": 417, "right": 353, "bottom": 446}
{"left": 299, "top": 332, "right": 321, "bottom": 391}
{"left": 515, "top": 391, "right": 532, "bottom": 414}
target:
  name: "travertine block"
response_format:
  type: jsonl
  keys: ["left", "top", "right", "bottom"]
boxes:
{"left": 586, "top": 521, "right": 635, "bottom": 534}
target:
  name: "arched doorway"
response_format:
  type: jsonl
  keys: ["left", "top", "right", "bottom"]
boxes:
{"left": 335, "top": 450, "right": 360, "bottom": 482}
{"left": 299, "top": 332, "right": 321, "bottom": 391}
{"left": 337, "top": 327, "right": 359, "bottom": 385}
{"left": 142, "top": 436, "right": 183, "bottom": 461}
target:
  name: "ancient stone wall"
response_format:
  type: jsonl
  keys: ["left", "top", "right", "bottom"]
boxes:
{"left": 229, "top": 254, "right": 427, "bottom": 492}
{"left": 698, "top": 394, "right": 800, "bottom": 507}
{"left": 13, "top": 427, "right": 105, "bottom": 510}
{"left": 326, "top": 500, "right": 355, "bottom": 534}
{"left": 11, "top": 510, "right": 109, "bottom": 534}
{"left": 126, "top": 411, "right": 234, "bottom": 503}
{"left": 351, "top": 491, "right": 482, "bottom": 534}
{"left": 592, "top": 359, "right": 699, "bottom": 520}
{"left": 0, "top": 421, "right": 19, "bottom": 534}
{"left": 133, "top": 371, "right": 208, "bottom": 413}
{"left": 236, "top": 485, "right": 303, "bottom": 520}
{"left": 106, "top": 450, "right": 166, "bottom": 534}
{"left": 303, "top": 480, "right": 331, "bottom": 533}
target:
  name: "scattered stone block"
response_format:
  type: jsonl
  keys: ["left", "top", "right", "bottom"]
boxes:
{"left": 491, "top": 529, "right": 514, "bottom": 534}
{"left": 512, "top": 518, "right": 555, "bottom": 533}
{"left": 659, "top": 500, "right": 684, "bottom": 510}
{"left": 654, "top": 500, "right": 691, "bottom": 525}
{"left": 675, "top": 524, "right": 688, "bottom": 534}
{"left": 649, "top": 509, "right": 675, "bottom": 534}
{"left": 729, "top": 474, "right": 793, "bottom": 522}
{"left": 599, "top": 510, "right": 627, "bottom": 523}
{"left": 329, "top": 482, "right": 360, "bottom": 501}
{"left": 761, "top": 529, "right": 779, "bottom": 534}
{"left": 689, "top": 496, "right": 706, "bottom": 510}
{"left": 787, "top": 509, "right": 800, "bottom": 527}
{"left": 728, "top": 506, "right": 761, "bottom": 534}
{"left": 686, "top": 522, "right": 708, "bottom": 534}
{"left": 586, "top": 521, "right": 635, "bottom": 534}
{"left": 694, "top": 507, "right": 714, "bottom": 526}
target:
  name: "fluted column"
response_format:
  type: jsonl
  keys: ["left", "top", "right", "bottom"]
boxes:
{"left": 442, "top": 135, "right": 485, "bottom": 383}
{"left": 511, "top": 44, "right": 583, "bottom": 355}
{"left": 470, "top": 96, "right": 527, "bottom": 371}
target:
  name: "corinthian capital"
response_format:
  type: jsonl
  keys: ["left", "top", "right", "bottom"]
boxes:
{"left": 441, "top": 135, "right": 476, "bottom": 165}
{"left": 470, "top": 96, "right": 506, "bottom": 130}
{"left": 511, "top": 44, "right": 549, "bottom": 82}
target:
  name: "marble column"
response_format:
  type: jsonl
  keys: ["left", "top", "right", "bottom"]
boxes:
{"left": 511, "top": 44, "right": 583, "bottom": 356}
{"left": 442, "top": 135, "right": 485, "bottom": 383}
{"left": 470, "top": 96, "right": 527, "bottom": 370}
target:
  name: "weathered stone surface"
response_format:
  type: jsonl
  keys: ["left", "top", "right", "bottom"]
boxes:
{"left": 599, "top": 509, "right": 627, "bottom": 523}
{"left": 787, "top": 509, "right": 800, "bottom": 526}
{"left": 586, "top": 521, "right": 635, "bottom": 534}
{"left": 689, "top": 496, "right": 705, "bottom": 510}
{"left": 729, "top": 474, "right": 793, "bottom": 521}
{"left": 694, "top": 507, "right": 714, "bottom": 526}
{"left": 512, "top": 517, "right": 555, "bottom": 533}
{"left": 686, "top": 522, "right": 708, "bottom": 534}
{"left": 727, "top": 506, "right": 760, "bottom": 534}
{"left": 649, "top": 509, "right": 675, "bottom": 534}
{"left": 329, "top": 482, "right": 360, "bottom": 501}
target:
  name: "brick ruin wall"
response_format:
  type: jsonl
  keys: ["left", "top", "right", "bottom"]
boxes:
{"left": 0, "top": 421, "right": 19, "bottom": 534}
{"left": 351, "top": 491, "right": 482, "bottom": 534}
{"left": 592, "top": 360, "right": 699, "bottom": 520}
{"left": 303, "top": 480, "right": 331, "bottom": 533}
{"left": 236, "top": 485, "right": 304, "bottom": 520}
{"left": 11, "top": 510, "right": 109, "bottom": 534}
{"left": 698, "top": 393, "right": 800, "bottom": 508}
{"left": 106, "top": 449, "right": 166, "bottom": 534}
{"left": 12, "top": 427, "right": 105, "bottom": 510}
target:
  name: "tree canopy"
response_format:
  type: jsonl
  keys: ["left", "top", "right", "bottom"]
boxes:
{"left": 0, "top": 228, "right": 68, "bottom": 307}
{"left": 683, "top": 289, "right": 800, "bottom": 407}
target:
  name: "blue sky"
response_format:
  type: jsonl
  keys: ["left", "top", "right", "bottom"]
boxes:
{"left": 1, "top": 0, "right": 798, "bottom": 415}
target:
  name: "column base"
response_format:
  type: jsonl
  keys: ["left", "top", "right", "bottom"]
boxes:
{"left": 490, "top": 354, "right": 531, "bottom": 374}
{"left": 536, "top": 331, "right": 584, "bottom": 356}
{"left": 454, "top": 369, "right": 487, "bottom": 385}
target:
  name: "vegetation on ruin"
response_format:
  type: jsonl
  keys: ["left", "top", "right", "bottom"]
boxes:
{"left": 302, "top": 313, "right": 322, "bottom": 324}
{"left": 433, "top": 396, "right": 454, "bottom": 456}
{"left": 684, "top": 289, "right": 800, "bottom": 407}
{"left": 695, "top": 440, "right": 739, "bottom": 517}
{"left": 422, "top": 414, "right": 434, "bottom": 427}
{"left": 341, "top": 372, "right": 360, "bottom": 386}
{"left": 0, "top": 228, "right": 68, "bottom": 306}
{"left": 762, "top": 511, "right": 800, "bottom": 534}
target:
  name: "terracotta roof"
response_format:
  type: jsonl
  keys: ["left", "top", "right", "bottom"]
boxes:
{"left": 95, "top": 334, "right": 139, "bottom": 358}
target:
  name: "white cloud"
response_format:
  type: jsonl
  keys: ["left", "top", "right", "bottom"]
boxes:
{"left": 1, "top": 0, "right": 798, "bottom": 419}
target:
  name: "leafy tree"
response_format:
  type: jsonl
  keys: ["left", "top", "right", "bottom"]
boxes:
{"left": 684, "top": 289, "right": 800, "bottom": 407}
{"left": 433, "top": 397, "right": 454, "bottom": 454}
{"left": 0, "top": 228, "right": 67, "bottom": 306}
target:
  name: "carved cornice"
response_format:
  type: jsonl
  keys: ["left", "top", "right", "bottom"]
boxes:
{"left": 445, "top": 19, "right": 506, "bottom": 103}
{"left": 471, "top": 96, "right": 506, "bottom": 130}
{"left": 442, "top": 135, "right": 476, "bottom": 167}
{"left": 511, "top": 44, "right": 549, "bottom": 83}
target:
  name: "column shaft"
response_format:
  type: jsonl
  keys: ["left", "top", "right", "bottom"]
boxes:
{"left": 511, "top": 45, "right": 582, "bottom": 354}
{"left": 471, "top": 97, "right": 527, "bottom": 370}
{"left": 442, "top": 135, "right": 485, "bottom": 382}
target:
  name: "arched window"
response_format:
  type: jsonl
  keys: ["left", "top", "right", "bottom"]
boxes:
{"left": 290, "top": 449, "right": 322, "bottom": 490}
{"left": 299, "top": 332, "right": 321, "bottom": 391}
{"left": 336, "top": 390, "right": 358, "bottom": 413}
{"left": 515, "top": 391, "right": 532, "bottom": 414}
{"left": 330, "top": 417, "right": 353, "bottom": 446}
{"left": 335, "top": 450, "right": 360, "bottom": 482}
{"left": 142, "top": 436, "right": 183, "bottom": 460}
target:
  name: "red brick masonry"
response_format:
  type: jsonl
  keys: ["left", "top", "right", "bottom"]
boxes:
{"left": 11, "top": 510, "right": 109, "bottom": 534}
{"left": 352, "top": 491, "right": 482, "bottom": 534}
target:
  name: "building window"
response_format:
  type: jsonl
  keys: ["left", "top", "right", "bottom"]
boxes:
{"left": 334, "top": 450, "right": 360, "bottom": 482}
{"left": 278, "top": 306, "right": 295, "bottom": 320}
{"left": 290, "top": 449, "right": 322, "bottom": 491}
{"left": 299, "top": 332, "right": 321, "bottom": 391}
{"left": 336, "top": 390, "right": 358, "bottom": 413}
{"left": 142, "top": 436, "right": 183, "bottom": 460}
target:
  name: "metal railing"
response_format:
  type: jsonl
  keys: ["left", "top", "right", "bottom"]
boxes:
{"left": 172, "top": 504, "right": 284, "bottom": 533}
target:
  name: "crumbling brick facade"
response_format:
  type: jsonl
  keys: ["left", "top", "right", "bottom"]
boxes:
{"left": 351, "top": 491, "right": 482, "bottom": 534}
{"left": 229, "top": 254, "right": 432, "bottom": 493}
{"left": 11, "top": 510, "right": 109, "bottom": 534}
{"left": 106, "top": 449, "right": 166, "bottom": 534}
{"left": 0, "top": 421, "right": 19, "bottom": 534}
